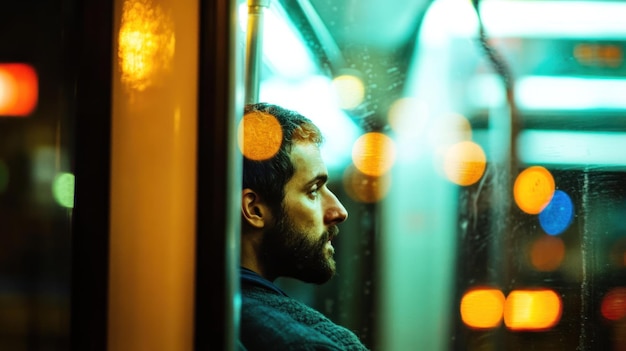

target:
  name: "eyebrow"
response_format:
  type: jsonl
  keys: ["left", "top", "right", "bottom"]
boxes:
{"left": 303, "top": 174, "right": 328, "bottom": 189}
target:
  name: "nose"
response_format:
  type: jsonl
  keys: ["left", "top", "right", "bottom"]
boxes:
{"left": 324, "top": 190, "right": 348, "bottom": 225}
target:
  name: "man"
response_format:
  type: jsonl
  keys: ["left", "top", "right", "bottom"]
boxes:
{"left": 239, "top": 103, "right": 369, "bottom": 351}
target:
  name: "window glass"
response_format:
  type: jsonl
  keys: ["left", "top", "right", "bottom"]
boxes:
{"left": 0, "top": 2, "right": 74, "bottom": 349}
{"left": 254, "top": 0, "right": 626, "bottom": 349}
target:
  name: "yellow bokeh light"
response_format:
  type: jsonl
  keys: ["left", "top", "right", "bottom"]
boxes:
{"left": 514, "top": 166, "right": 555, "bottom": 214}
{"left": 460, "top": 288, "right": 505, "bottom": 329}
{"left": 237, "top": 111, "right": 283, "bottom": 161}
{"left": 530, "top": 235, "right": 565, "bottom": 272}
{"left": 504, "top": 289, "right": 562, "bottom": 331}
{"left": 332, "top": 74, "right": 365, "bottom": 110}
{"left": 387, "top": 97, "right": 429, "bottom": 137}
{"left": 342, "top": 164, "right": 391, "bottom": 204}
{"left": 443, "top": 141, "right": 486, "bottom": 186}
{"left": 351, "top": 132, "right": 396, "bottom": 177}
{"left": 118, "top": 0, "right": 175, "bottom": 91}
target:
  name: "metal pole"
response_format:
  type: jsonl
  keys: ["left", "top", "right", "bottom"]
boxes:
{"left": 245, "top": 0, "right": 270, "bottom": 104}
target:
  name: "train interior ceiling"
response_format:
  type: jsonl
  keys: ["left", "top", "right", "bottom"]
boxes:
{"left": 1, "top": 0, "right": 626, "bottom": 350}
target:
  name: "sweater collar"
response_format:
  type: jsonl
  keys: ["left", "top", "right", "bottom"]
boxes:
{"left": 240, "top": 267, "right": 288, "bottom": 296}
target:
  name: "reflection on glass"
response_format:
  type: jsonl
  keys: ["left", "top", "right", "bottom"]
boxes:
{"left": 0, "top": 63, "right": 38, "bottom": 117}
{"left": 442, "top": 141, "right": 486, "bottom": 186}
{"left": 513, "top": 166, "right": 555, "bottom": 215}
{"left": 529, "top": 235, "right": 565, "bottom": 272}
{"left": 118, "top": 0, "right": 175, "bottom": 91}
{"left": 460, "top": 287, "right": 505, "bottom": 329}
{"left": 351, "top": 132, "right": 396, "bottom": 177}
{"left": 343, "top": 164, "right": 391, "bottom": 204}
{"left": 331, "top": 73, "right": 365, "bottom": 110}
{"left": 52, "top": 172, "right": 75, "bottom": 208}
{"left": 503, "top": 289, "right": 562, "bottom": 331}
{"left": 237, "top": 111, "right": 282, "bottom": 161}
{"left": 387, "top": 97, "right": 429, "bottom": 138}
{"left": 256, "top": 0, "right": 626, "bottom": 349}
{"left": 601, "top": 287, "right": 626, "bottom": 321}
{"left": 538, "top": 190, "right": 574, "bottom": 236}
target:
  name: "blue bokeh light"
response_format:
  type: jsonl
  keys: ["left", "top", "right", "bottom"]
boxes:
{"left": 539, "top": 190, "right": 575, "bottom": 236}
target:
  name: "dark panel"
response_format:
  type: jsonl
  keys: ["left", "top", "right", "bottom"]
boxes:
{"left": 69, "top": 0, "right": 113, "bottom": 350}
{"left": 196, "top": 0, "right": 240, "bottom": 350}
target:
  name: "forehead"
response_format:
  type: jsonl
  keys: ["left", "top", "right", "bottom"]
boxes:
{"left": 288, "top": 142, "right": 326, "bottom": 184}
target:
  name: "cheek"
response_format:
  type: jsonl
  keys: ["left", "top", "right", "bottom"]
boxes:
{"left": 288, "top": 202, "right": 323, "bottom": 231}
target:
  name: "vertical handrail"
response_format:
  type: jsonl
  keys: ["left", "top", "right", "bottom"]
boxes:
{"left": 244, "top": 0, "right": 270, "bottom": 104}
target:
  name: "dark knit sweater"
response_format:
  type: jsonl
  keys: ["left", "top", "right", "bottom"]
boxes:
{"left": 240, "top": 267, "right": 369, "bottom": 351}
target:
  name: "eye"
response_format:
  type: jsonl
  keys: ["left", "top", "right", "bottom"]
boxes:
{"left": 308, "top": 184, "right": 321, "bottom": 197}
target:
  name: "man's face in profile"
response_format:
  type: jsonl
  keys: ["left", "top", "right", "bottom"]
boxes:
{"left": 261, "top": 141, "right": 348, "bottom": 284}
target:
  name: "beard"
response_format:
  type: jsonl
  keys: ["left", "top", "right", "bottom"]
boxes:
{"left": 260, "top": 208, "right": 339, "bottom": 284}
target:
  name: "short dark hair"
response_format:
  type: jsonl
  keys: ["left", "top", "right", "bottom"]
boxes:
{"left": 242, "top": 103, "right": 322, "bottom": 212}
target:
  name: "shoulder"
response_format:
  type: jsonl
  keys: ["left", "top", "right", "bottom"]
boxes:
{"left": 240, "top": 288, "right": 369, "bottom": 351}
{"left": 240, "top": 302, "right": 343, "bottom": 351}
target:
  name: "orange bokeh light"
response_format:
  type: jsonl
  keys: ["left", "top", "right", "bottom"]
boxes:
{"left": 0, "top": 63, "right": 38, "bottom": 117}
{"left": 443, "top": 141, "right": 486, "bottom": 186}
{"left": 504, "top": 289, "right": 562, "bottom": 331}
{"left": 601, "top": 287, "right": 626, "bottom": 321}
{"left": 460, "top": 287, "right": 505, "bottom": 329}
{"left": 514, "top": 166, "right": 555, "bottom": 214}
{"left": 351, "top": 132, "right": 396, "bottom": 177}
{"left": 530, "top": 235, "right": 565, "bottom": 272}
{"left": 237, "top": 111, "right": 283, "bottom": 161}
{"left": 343, "top": 164, "right": 391, "bottom": 204}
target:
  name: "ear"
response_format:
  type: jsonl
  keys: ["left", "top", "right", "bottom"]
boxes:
{"left": 241, "top": 189, "right": 271, "bottom": 229}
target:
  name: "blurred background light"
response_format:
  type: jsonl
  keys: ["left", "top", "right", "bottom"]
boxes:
{"left": 539, "top": 190, "right": 574, "bottom": 236}
{"left": 52, "top": 172, "right": 75, "bottom": 208}
{"left": 387, "top": 97, "right": 429, "bottom": 139}
{"left": 514, "top": 166, "right": 555, "bottom": 215}
{"left": 601, "top": 287, "right": 626, "bottom": 321}
{"left": 460, "top": 287, "right": 505, "bottom": 329}
{"left": 239, "top": 1, "right": 315, "bottom": 79}
{"left": 352, "top": 132, "right": 396, "bottom": 177}
{"left": 574, "top": 43, "right": 623, "bottom": 68}
{"left": 529, "top": 235, "right": 565, "bottom": 272}
{"left": 504, "top": 289, "right": 562, "bottom": 331}
{"left": 260, "top": 75, "right": 360, "bottom": 171}
{"left": 470, "top": 75, "right": 626, "bottom": 111}
{"left": 480, "top": 0, "right": 626, "bottom": 39}
{"left": 33, "top": 146, "right": 57, "bottom": 184}
{"left": 342, "top": 164, "right": 391, "bottom": 204}
{"left": 331, "top": 74, "right": 365, "bottom": 110}
{"left": 428, "top": 113, "right": 472, "bottom": 148}
{"left": 0, "top": 63, "right": 38, "bottom": 117}
{"left": 517, "top": 76, "right": 626, "bottom": 111}
{"left": 443, "top": 141, "right": 486, "bottom": 186}
{"left": 118, "top": 0, "right": 175, "bottom": 91}
{"left": 237, "top": 111, "right": 282, "bottom": 161}
{"left": 518, "top": 131, "right": 626, "bottom": 169}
